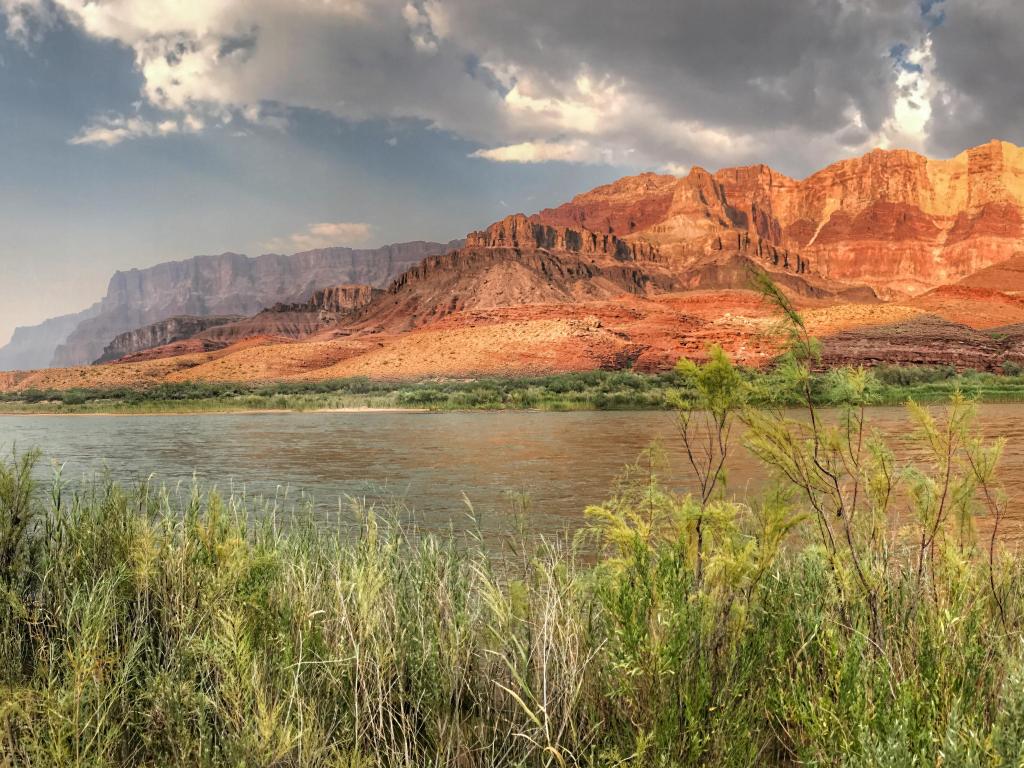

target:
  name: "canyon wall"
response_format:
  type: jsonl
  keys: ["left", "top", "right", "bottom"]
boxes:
{"left": 44, "top": 240, "right": 462, "bottom": 367}
{"left": 0, "top": 305, "right": 100, "bottom": 371}
{"left": 532, "top": 140, "right": 1024, "bottom": 296}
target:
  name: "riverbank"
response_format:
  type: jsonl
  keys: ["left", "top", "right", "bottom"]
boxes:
{"left": 4, "top": 365, "right": 1024, "bottom": 414}
{"left": 0, "top": 406, "right": 429, "bottom": 417}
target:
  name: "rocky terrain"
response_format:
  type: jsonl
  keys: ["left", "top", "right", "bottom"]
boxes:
{"left": 5, "top": 140, "right": 1024, "bottom": 389}
{"left": 114, "top": 283, "right": 385, "bottom": 364}
{"left": 819, "top": 315, "right": 1009, "bottom": 371}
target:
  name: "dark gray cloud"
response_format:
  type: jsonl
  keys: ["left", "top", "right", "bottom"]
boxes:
{"left": 926, "top": 0, "right": 1024, "bottom": 156}
{"left": 447, "top": 0, "right": 918, "bottom": 132}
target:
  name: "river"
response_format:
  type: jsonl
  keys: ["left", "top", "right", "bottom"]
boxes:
{"left": 3, "top": 406, "right": 1024, "bottom": 541}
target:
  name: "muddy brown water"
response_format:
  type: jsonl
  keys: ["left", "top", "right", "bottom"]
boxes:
{"left": 2, "top": 406, "right": 1024, "bottom": 542}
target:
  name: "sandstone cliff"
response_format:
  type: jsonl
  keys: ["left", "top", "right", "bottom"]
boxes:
{"left": 46, "top": 240, "right": 461, "bottom": 367}
{"left": 755, "top": 141, "right": 1024, "bottom": 295}
{"left": 529, "top": 140, "right": 1024, "bottom": 297}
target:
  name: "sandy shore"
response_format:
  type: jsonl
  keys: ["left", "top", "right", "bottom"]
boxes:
{"left": 0, "top": 406, "right": 430, "bottom": 417}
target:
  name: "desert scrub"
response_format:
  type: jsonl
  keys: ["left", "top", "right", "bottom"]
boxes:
{"left": 6, "top": 364, "right": 1024, "bottom": 414}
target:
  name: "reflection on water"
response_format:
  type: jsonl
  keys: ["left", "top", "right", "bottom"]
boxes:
{"left": 2, "top": 406, "right": 1024, "bottom": 541}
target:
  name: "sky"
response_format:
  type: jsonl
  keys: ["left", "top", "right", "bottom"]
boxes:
{"left": 0, "top": 0, "right": 1021, "bottom": 345}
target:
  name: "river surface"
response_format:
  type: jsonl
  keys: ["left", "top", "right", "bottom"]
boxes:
{"left": 3, "top": 407, "right": 1024, "bottom": 541}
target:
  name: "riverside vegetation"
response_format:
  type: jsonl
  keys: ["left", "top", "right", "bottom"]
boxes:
{"left": 4, "top": 362, "right": 1024, "bottom": 414}
{"left": 3, "top": 287, "right": 1024, "bottom": 766}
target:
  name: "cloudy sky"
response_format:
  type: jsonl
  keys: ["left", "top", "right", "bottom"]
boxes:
{"left": 0, "top": 0, "right": 1019, "bottom": 345}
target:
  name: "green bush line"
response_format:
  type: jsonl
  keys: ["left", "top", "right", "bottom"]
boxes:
{"left": 5, "top": 365, "right": 1024, "bottom": 414}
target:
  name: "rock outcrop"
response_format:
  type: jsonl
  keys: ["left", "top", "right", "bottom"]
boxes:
{"left": 311, "top": 284, "right": 383, "bottom": 313}
{"left": 196, "top": 283, "right": 384, "bottom": 347}
{"left": 95, "top": 315, "right": 244, "bottom": 364}
{"left": 347, "top": 186, "right": 868, "bottom": 332}
{"left": 100, "top": 283, "right": 387, "bottom": 363}
{"left": 466, "top": 213, "right": 660, "bottom": 261}
{"left": 361, "top": 245, "right": 678, "bottom": 332}
{"left": 44, "top": 240, "right": 461, "bottom": 367}
{"left": 819, "top": 315, "right": 1007, "bottom": 371}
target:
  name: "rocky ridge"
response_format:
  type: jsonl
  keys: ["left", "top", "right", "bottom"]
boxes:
{"left": 104, "top": 283, "right": 385, "bottom": 364}
{"left": 96, "top": 315, "right": 244, "bottom": 364}
{"left": 530, "top": 140, "right": 1024, "bottom": 297}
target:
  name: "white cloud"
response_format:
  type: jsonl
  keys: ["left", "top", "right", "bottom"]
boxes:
{"left": 877, "top": 39, "right": 933, "bottom": 152}
{"left": 471, "top": 139, "right": 609, "bottom": 164}
{"left": 661, "top": 162, "right": 690, "bottom": 176}
{"left": 500, "top": 74, "right": 624, "bottom": 137}
{"left": 68, "top": 111, "right": 206, "bottom": 145}
{"left": 264, "top": 222, "right": 374, "bottom": 252}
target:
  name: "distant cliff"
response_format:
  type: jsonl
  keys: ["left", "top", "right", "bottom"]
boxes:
{"left": 1, "top": 240, "right": 461, "bottom": 368}
{"left": 0, "top": 305, "right": 100, "bottom": 371}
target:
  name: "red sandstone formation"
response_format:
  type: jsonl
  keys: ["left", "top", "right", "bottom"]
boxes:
{"left": 532, "top": 139, "right": 1024, "bottom": 297}
{"left": 96, "top": 315, "right": 243, "bottom": 364}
